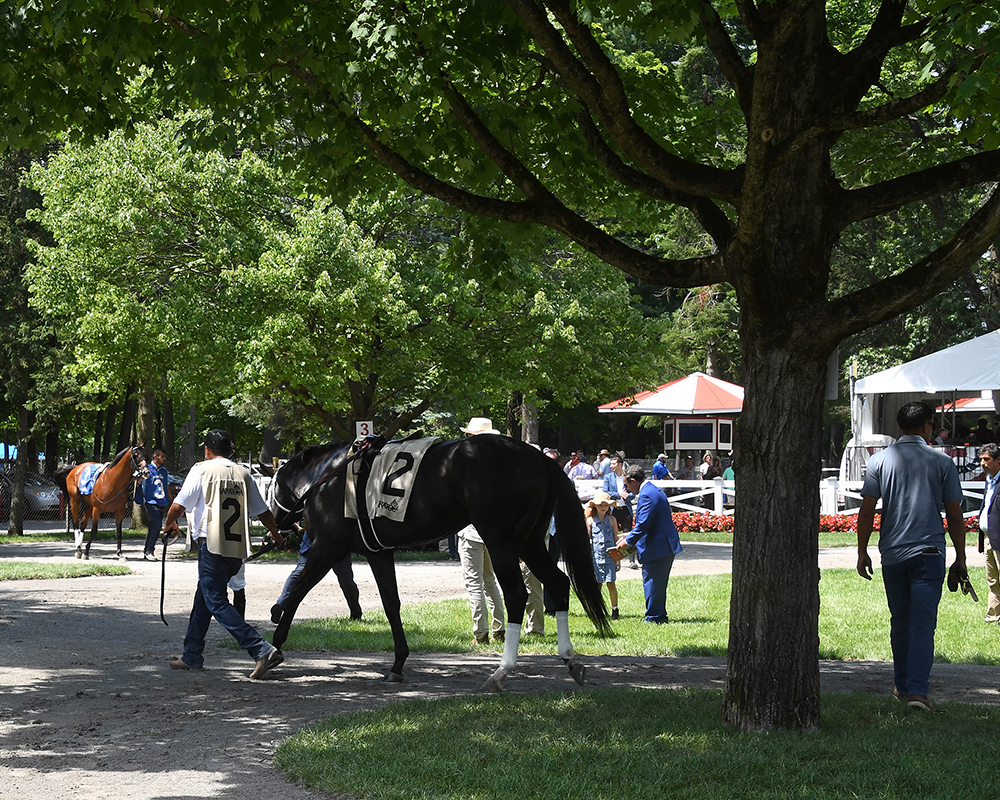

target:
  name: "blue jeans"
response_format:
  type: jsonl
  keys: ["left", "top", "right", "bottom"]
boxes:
{"left": 182, "top": 541, "right": 273, "bottom": 668}
{"left": 641, "top": 552, "right": 676, "bottom": 623}
{"left": 144, "top": 504, "right": 168, "bottom": 554}
{"left": 276, "top": 552, "right": 362, "bottom": 617}
{"left": 882, "top": 551, "right": 945, "bottom": 697}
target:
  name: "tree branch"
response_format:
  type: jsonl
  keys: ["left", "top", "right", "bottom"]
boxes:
{"left": 697, "top": 0, "right": 753, "bottom": 118}
{"left": 573, "top": 108, "right": 736, "bottom": 246}
{"left": 354, "top": 109, "right": 726, "bottom": 287}
{"left": 841, "top": 150, "right": 1000, "bottom": 225}
{"left": 505, "top": 0, "right": 741, "bottom": 202}
{"left": 831, "top": 66, "right": 956, "bottom": 132}
{"left": 821, "top": 184, "right": 1000, "bottom": 341}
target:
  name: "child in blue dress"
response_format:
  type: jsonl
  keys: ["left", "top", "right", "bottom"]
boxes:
{"left": 586, "top": 490, "right": 621, "bottom": 620}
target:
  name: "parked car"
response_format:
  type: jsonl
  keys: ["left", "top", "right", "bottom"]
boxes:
{"left": 0, "top": 471, "right": 62, "bottom": 519}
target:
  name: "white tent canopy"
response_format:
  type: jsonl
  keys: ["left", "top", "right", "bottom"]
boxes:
{"left": 844, "top": 330, "right": 1000, "bottom": 482}
{"left": 855, "top": 329, "right": 1000, "bottom": 396}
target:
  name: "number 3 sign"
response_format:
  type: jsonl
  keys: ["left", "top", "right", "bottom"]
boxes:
{"left": 356, "top": 421, "right": 375, "bottom": 438}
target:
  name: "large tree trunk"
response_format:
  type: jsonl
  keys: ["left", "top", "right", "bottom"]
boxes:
{"left": 44, "top": 425, "right": 59, "bottom": 475}
{"left": 101, "top": 403, "right": 117, "bottom": 461}
{"left": 137, "top": 388, "right": 156, "bottom": 452}
{"left": 722, "top": 342, "right": 829, "bottom": 731}
{"left": 162, "top": 392, "right": 175, "bottom": 469}
{"left": 117, "top": 385, "right": 138, "bottom": 451}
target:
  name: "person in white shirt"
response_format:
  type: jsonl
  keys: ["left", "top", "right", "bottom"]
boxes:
{"left": 162, "top": 429, "right": 285, "bottom": 678}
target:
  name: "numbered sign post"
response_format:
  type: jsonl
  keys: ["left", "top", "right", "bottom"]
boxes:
{"left": 356, "top": 421, "right": 375, "bottom": 438}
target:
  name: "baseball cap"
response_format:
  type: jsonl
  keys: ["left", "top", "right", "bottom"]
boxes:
{"left": 201, "top": 429, "right": 234, "bottom": 455}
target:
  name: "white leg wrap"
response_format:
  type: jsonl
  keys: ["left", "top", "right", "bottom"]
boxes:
{"left": 556, "top": 611, "right": 574, "bottom": 661}
{"left": 74, "top": 529, "right": 84, "bottom": 548}
{"left": 500, "top": 622, "right": 522, "bottom": 672}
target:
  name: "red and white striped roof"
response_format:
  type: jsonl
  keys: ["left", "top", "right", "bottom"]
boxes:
{"left": 599, "top": 372, "right": 744, "bottom": 415}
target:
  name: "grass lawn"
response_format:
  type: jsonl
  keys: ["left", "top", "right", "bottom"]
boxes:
{"left": 275, "top": 568, "right": 999, "bottom": 665}
{"left": 276, "top": 688, "right": 1000, "bottom": 800}
{"left": 0, "top": 561, "right": 131, "bottom": 580}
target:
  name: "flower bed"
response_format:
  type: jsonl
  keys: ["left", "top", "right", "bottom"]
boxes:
{"left": 672, "top": 512, "right": 979, "bottom": 534}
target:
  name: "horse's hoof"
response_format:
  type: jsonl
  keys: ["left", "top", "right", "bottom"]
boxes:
{"left": 385, "top": 671, "right": 404, "bottom": 683}
{"left": 75, "top": 549, "right": 82, "bottom": 560}
{"left": 568, "top": 662, "right": 586, "bottom": 686}
{"left": 118, "top": 555, "right": 127, "bottom": 563}
{"left": 480, "top": 676, "right": 503, "bottom": 694}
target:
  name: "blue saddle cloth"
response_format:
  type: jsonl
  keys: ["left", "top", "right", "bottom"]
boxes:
{"left": 78, "top": 463, "right": 106, "bottom": 496}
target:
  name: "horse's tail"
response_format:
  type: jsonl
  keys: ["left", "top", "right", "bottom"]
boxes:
{"left": 53, "top": 466, "right": 72, "bottom": 533}
{"left": 551, "top": 463, "right": 611, "bottom": 636}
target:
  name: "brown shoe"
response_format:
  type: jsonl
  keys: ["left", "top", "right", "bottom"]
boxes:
{"left": 169, "top": 657, "right": 200, "bottom": 671}
{"left": 907, "top": 695, "right": 934, "bottom": 712}
{"left": 249, "top": 648, "right": 284, "bottom": 679}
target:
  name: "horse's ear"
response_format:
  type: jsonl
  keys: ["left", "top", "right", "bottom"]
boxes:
{"left": 258, "top": 461, "right": 275, "bottom": 477}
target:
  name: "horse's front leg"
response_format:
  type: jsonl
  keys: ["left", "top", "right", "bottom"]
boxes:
{"left": 367, "top": 550, "right": 408, "bottom": 681}
{"left": 72, "top": 499, "right": 85, "bottom": 558}
{"left": 85, "top": 516, "right": 99, "bottom": 560}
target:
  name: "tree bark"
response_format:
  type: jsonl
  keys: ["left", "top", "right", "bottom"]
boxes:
{"left": 137, "top": 388, "right": 156, "bottom": 452}
{"left": 101, "top": 403, "right": 117, "bottom": 461}
{"left": 521, "top": 402, "right": 540, "bottom": 445}
{"left": 117, "top": 385, "right": 138, "bottom": 451}
{"left": 722, "top": 342, "right": 828, "bottom": 731}
{"left": 44, "top": 425, "right": 58, "bottom": 475}
{"left": 162, "top": 393, "right": 175, "bottom": 469}
{"left": 5, "top": 405, "right": 30, "bottom": 535}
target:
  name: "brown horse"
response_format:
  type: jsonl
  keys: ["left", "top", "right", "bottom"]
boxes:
{"left": 54, "top": 445, "right": 148, "bottom": 561}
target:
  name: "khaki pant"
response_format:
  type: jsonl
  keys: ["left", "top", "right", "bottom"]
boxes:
{"left": 986, "top": 539, "right": 1000, "bottom": 623}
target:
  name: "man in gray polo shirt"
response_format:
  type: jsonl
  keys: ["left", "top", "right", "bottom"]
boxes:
{"left": 856, "top": 401, "right": 966, "bottom": 712}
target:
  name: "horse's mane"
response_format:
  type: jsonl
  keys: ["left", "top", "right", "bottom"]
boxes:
{"left": 108, "top": 446, "right": 133, "bottom": 468}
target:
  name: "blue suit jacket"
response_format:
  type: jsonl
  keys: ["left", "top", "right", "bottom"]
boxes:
{"left": 625, "top": 481, "right": 682, "bottom": 562}
{"left": 603, "top": 471, "right": 633, "bottom": 512}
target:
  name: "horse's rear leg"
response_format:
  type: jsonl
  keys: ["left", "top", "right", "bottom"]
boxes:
{"left": 115, "top": 511, "right": 126, "bottom": 562}
{"left": 84, "top": 517, "right": 99, "bottom": 560}
{"left": 481, "top": 547, "right": 530, "bottom": 693}
{"left": 367, "top": 550, "right": 409, "bottom": 681}
{"left": 521, "top": 536, "right": 586, "bottom": 686}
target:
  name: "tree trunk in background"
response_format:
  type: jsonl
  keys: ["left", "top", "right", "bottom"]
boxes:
{"left": 521, "top": 402, "right": 540, "bottom": 445}
{"left": 92, "top": 408, "right": 104, "bottom": 461}
{"left": 260, "top": 427, "right": 282, "bottom": 466}
{"left": 116, "top": 385, "right": 138, "bottom": 451}
{"left": 162, "top": 392, "right": 175, "bottom": 469}
{"left": 101, "top": 403, "right": 117, "bottom": 461}
{"left": 44, "top": 425, "right": 59, "bottom": 475}
{"left": 5, "top": 406, "right": 29, "bottom": 535}
{"left": 136, "top": 388, "right": 156, "bottom": 451}
{"left": 181, "top": 405, "right": 197, "bottom": 469}
{"left": 506, "top": 391, "right": 522, "bottom": 441}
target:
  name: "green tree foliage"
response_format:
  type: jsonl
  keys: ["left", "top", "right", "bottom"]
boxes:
{"left": 26, "top": 120, "right": 660, "bottom": 440}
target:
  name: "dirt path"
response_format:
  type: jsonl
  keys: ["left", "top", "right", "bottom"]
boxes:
{"left": 1, "top": 537, "right": 996, "bottom": 800}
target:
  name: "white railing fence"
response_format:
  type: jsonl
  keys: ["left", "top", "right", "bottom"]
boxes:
{"left": 576, "top": 478, "right": 986, "bottom": 518}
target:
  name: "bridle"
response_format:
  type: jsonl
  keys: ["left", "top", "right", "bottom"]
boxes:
{"left": 270, "top": 439, "right": 376, "bottom": 529}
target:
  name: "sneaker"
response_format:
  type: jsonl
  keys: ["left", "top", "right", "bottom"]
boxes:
{"left": 250, "top": 648, "right": 284, "bottom": 679}
{"left": 169, "top": 657, "right": 200, "bottom": 671}
{"left": 474, "top": 634, "right": 490, "bottom": 645}
{"left": 143, "top": 552, "right": 158, "bottom": 562}
{"left": 492, "top": 630, "right": 505, "bottom": 644}
{"left": 907, "top": 695, "right": 935, "bottom": 712}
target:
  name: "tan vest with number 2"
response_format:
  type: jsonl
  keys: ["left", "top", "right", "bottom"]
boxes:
{"left": 199, "top": 460, "right": 252, "bottom": 560}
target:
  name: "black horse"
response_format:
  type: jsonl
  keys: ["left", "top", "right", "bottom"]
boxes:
{"left": 269, "top": 434, "right": 610, "bottom": 691}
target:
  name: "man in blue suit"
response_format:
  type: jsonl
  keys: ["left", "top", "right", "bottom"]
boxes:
{"left": 978, "top": 443, "right": 1000, "bottom": 622}
{"left": 616, "top": 465, "right": 682, "bottom": 623}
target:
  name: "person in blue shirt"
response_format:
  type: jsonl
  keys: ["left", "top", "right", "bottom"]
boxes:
{"left": 651, "top": 453, "right": 672, "bottom": 481}
{"left": 140, "top": 448, "right": 170, "bottom": 561}
{"left": 857, "top": 401, "right": 966, "bottom": 712}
